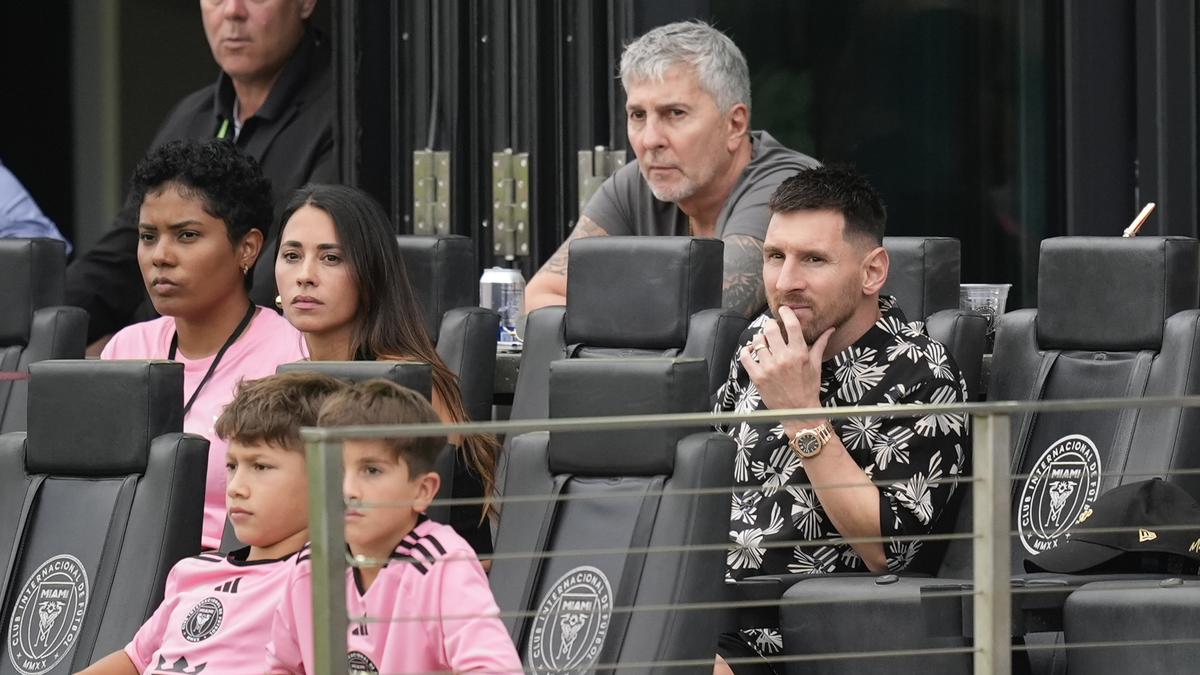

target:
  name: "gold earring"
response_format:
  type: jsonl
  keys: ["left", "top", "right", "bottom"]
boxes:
{"left": 274, "top": 295, "right": 283, "bottom": 309}
{"left": 240, "top": 263, "right": 250, "bottom": 275}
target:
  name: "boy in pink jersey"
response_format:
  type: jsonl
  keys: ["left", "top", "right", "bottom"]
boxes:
{"left": 79, "top": 372, "right": 347, "bottom": 675}
{"left": 267, "top": 380, "right": 521, "bottom": 674}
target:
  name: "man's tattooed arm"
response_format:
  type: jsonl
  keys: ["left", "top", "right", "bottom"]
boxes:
{"left": 722, "top": 234, "right": 767, "bottom": 318}
{"left": 524, "top": 215, "right": 609, "bottom": 313}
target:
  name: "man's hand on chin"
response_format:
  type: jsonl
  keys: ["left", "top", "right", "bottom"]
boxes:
{"left": 738, "top": 306, "right": 833, "bottom": 423}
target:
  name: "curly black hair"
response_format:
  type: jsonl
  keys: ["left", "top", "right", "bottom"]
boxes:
{"left": 130, "top": 138, "right": 274, "bottom": 246}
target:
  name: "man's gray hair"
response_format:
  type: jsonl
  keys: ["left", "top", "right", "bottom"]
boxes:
{"left": 619, "top": 20, "right": 751, "bottom": 113}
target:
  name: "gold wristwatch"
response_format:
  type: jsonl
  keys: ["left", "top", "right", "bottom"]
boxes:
{"left": 788, "top": 423, "right": 834, "bottom": 459}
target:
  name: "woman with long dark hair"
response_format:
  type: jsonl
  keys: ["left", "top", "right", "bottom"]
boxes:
{"left": 274, "top": 184, "right": 499, "bottom": 555}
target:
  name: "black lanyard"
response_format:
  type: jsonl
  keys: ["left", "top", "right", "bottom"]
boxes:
{"left": 169, "top": 303, "right": 256, "bottom": 417}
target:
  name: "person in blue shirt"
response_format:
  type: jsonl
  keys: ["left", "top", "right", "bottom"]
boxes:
{"left": 0, "top": 160, "right": 72, "bottom": 253}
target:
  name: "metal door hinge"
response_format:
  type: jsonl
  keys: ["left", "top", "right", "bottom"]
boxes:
{"left": 492, "top": 149, "right": 530, "bottom": 260}
{"left": 413, "top": 150, "right": 450, "bottom": 235}
{"left": 577, "top": 146, "right": 627, "bottom": 212}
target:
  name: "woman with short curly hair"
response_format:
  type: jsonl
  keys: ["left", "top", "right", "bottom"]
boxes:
{"left": 102, "top": 138, "right": 307, "bottom": 551}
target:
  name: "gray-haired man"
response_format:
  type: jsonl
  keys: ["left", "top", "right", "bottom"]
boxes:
{"left": 525, "top": 20, "right": 820, "bottom": 318}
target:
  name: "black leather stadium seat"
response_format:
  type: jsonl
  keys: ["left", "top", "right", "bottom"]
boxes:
{"left": 776, "top": 236, "right": 1200, "bottom": 675}
{"left": 491, "top": 358, "right": 734, "bottom": 672}
{"left": 0, "top": 239, "right": 88, "bottom": 433}
{"left": 510, "top": 236, "right": 749, "bottom": 421}
{"left": 395, "top": 235, "right": 499, "bottom": 424}
{"left": 1062, "top": 579, "right": 1200, "bottom": 673}
{"left": 882, "top": 236, "right": 987, "bottom": 399}
{"left": 0, "top": 360, "right": 207, "bottom": 673}
{"left": 881, "top": 236, "right": 961, "bottom": 317}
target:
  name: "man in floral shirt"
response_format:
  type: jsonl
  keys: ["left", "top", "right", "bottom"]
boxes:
{"left": 713, "top": 166, "right": 969, "bottom": 673}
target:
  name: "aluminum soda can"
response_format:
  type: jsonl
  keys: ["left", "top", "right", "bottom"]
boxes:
{"left": 480, "top": 266, "right": 526, "bottom": 349}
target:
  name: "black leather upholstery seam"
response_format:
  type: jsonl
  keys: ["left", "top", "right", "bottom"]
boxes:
{"left": 0, "top": 473, "right": 46, "bottom": 614}
{"left": 147, "top": 436, "right": 185, "bottom": 617}
{"left": 69, "top": 474, "right": 138, "bottom": 670}
{"left": 598, "top": 475, "right": 664, "bottom": 672}
{"left": 1107, "top": 350, "right": 1155, "bottom": 491}
{"left": 513, "top": 474, "right": 569, "bottom": 652}
{"left": 1010, "top": 349, "right": 1061, "bottom": 496}
{"left": 1165, "top": 313, "right": 1200, "bottom": 475}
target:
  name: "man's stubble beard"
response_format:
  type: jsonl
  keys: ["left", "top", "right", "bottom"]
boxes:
{"left": 772, "top": 290, "right": 859, "bottom": 347}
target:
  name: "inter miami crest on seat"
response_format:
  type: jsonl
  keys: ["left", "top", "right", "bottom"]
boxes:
{"left": 0, "top": 360, "right": 207, "bottom": 674}
{"left": 492, "top": 357, "right": 735, "bottom": 673}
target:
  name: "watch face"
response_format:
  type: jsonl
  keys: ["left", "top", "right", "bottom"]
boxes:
{"left": 799, "top": 434, "right": 820, "bottom": 457}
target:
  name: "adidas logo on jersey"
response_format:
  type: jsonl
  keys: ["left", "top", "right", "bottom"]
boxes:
{"left": 213, "top": 577, "right": 242, "bottom": 594}
{"left": 393, "top": 533, "right": 447, "bottom": 575}
{"left": 150, "top": 655, "right": 208, "bottom": 674}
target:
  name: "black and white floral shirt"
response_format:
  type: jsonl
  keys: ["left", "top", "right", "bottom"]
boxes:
{"left": 716, "top": 296, "right": 970, "bottom": 582}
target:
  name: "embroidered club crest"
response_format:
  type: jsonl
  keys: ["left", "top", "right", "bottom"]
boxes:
{"left": 527, "top": 566, "right": 613, "bottom": 675}
{"left": 7, "top": 554, "right": 90, "bottom": 675}
{"left": 1019, "top": 434, "right": 1102, "bottom": 555}
{"left": 347, "top": 650, "right": 378, "bottom": 674}
{"left": 181, "top": 597, "right": 224, "bottom": 643}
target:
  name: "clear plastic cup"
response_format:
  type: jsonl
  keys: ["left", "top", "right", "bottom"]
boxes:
{"left": 960, "top": 283, "right": 1012, "bottom": 349}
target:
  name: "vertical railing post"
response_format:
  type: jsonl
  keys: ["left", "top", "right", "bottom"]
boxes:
{"left": 307, "top": 435, "right": 347, "bottom": 673}
{"left": 973, "top": 413, "right": 1012, "bottom": 675}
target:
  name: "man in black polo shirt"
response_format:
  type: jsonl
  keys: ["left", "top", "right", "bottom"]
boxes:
{"left": 67, "top": 0, "right": 333, "bottom": 343}
{"left": 713, "top": 166, "right": 969, "bottom": 673}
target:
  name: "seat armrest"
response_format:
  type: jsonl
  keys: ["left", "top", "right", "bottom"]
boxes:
{"left": 925, "top": 308, "right": 987, "bottom": 399}
{"left": 732, "top": 572, "right": 913, "bottom": 629}
{"left": 920, "top": 573, "right": 1178, "bottom": 638}
{"left": 436, "top": 306, "right": 500, "bottom": 424}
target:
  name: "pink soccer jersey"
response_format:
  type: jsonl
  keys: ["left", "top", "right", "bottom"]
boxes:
{"left": 267, "top": 518, "right": 521, "bottom": 674}
{"left": 124, "top": 548, "right": 298, "bottom": 674}
{"left": 102, "top": 307, "right": 307, "bottom": 549}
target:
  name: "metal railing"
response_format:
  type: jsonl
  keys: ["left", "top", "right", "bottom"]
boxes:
{"left": 300, "top": 394, "right": 1200, "bottom": 674}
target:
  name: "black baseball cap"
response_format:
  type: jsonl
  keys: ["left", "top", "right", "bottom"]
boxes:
{"left": 1024, "top": 479, "right": 1200, "bottom": 574}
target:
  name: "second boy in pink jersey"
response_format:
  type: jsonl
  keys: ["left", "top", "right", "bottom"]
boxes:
{"left": 79, "top": 372, "right": 347, "bottom": 675}
{"left": 267, "top": 380, "right": 521, "bottom": 674}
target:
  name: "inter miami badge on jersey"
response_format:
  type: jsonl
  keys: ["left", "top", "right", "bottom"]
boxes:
{"left": 347, "top": 650, "right": 378, "bottom": 674}
{"left": 181, "top": 597, "right": 224, "bottom": 643}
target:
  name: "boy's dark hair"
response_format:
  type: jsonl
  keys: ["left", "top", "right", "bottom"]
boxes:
{"left": 215, "top": 371, "right": 348, "bottom": 449}
{"left": 767, "top": 165, "right": 887, "bottom": 246}
{"left": 130, "top": 139, "right": 274, "bottom": 288}
{"left": 317, "top": 379, "right": 445, "bottom": 475}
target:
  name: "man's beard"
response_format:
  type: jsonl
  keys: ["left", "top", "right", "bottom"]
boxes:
{"left": 639, "top": 155, "right": 718, "bottom": 204}
{"left": 647, "top": 173, "right": 699, "bottom": 203}
{"left": 771, "top": 292, "right": 858, "bottom": 345}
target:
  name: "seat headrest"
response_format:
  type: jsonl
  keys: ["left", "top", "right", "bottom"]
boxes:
{"left": 277, "top": 361, "right": 433, "bottom": 401}
{"left": 27, "top": 360, "right": 183, "bottom": 475}
{"left": 881, "top": 237, "right": 960, "bottom": 318}
{"left": 565, "top": 237, "right": 723, "bottom": 349}
{"left": 548, "top": 357, "right": 709, "bottom": 476}
{"left": 395, "top": 235, "right": 477, "bottom": 340}
{"left": 0, "top": 238, "right": 67, "bottom": 345}
{"left": 1037, "top": 236, "right": 1199, "bottom": 350}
